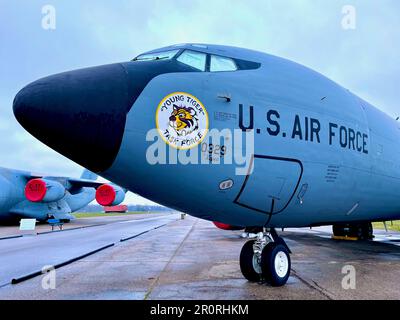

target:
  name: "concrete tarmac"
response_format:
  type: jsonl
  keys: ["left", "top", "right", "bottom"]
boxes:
{"left": 0, "top": 213, "right": 170, "bottom": 238}
{"left": 0, "top": 215, "right": 400, "bottom": 300}
{"left": 0, "top": 213, "right": 179, "bottom": 288}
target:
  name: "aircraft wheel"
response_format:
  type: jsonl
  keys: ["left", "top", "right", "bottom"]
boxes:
{"left": 240, "top": 240, "right": 261, "bottom": 282}
{"left": 261, "top": 243, "right": 291, "bottom": 287}
{"left": 349, "top": 224, "right": 364, "bottom": 239}
{"left": 361, "top": 222, "right": 373, "bottom": 240}
{"left": 332, "top": 224, "right": 346, "bottom": 237}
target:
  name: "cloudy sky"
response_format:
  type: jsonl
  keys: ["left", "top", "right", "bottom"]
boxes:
{"left": 0, "top": 0, "right": 399, "bottom": 204}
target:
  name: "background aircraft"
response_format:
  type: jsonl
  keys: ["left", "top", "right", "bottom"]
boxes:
{"left": 0, "top": 167, "right": 125, "bottom": 224}
{"left": 13, "top": 43, "right": 400, "bottom": 286}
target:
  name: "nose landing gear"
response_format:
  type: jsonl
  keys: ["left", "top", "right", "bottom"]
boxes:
{"left": 240, "top": 228, "right": 291, "bottom": 287}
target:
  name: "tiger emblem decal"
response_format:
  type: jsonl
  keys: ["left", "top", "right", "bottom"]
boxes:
{"left": 156, "top": 92, "right": 209, "bottom": 150}
{"left": 169, "top": 105, "right": 198, "bottom": 136}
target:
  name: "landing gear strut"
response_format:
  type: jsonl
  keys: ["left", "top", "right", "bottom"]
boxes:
{"left": 240, "top": 228, "right": 291, "bottom": 287}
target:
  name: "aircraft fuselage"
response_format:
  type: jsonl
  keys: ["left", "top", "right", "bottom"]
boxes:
{"left": 13, "top": 44, "right": 400, "bottom": 228}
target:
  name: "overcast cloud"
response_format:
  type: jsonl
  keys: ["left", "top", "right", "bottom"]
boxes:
{"left": 0, "top": 0, "right": 399, "bottom": 204}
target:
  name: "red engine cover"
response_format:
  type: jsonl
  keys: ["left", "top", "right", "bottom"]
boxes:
{"left": 213, "top": 221, "right": 242, "bottom": 231}
{"left": 96, "top": 184, "right": 116, "bottom": 206}
{"left": 25, "top": 179, "right": 47, "bottom": 202}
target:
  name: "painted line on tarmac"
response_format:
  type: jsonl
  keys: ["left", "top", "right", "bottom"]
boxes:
{"left": 2, "top": 215, "right": 178, "bottom": 240}
{"left": 117, "top": 214, "right": 178, "bottom": 224}
{"left": 9, "top": 218, "right": 179, "bottom": 285}
{"left": 120, "top": 223, "right": 169, "bottom": 242}
{"left": 11, "top": 243, "right": 115, "bottom": 285}
{"left": 0, "top": 235, "right": 23, "bottom": 241}
{"left": 37, "top": 223, "right": 107, "bottom": 235}
{"left": 0, "top": 224, "right": 107, "bottom": 241}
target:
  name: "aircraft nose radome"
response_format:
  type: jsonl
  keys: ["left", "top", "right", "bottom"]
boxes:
{"left": 13, "top": 63, "right": 133, "bottom": 173}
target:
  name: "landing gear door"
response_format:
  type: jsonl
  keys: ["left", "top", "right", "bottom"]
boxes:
{"left": 234, "top": 155, "right": 303, "bottom": 214}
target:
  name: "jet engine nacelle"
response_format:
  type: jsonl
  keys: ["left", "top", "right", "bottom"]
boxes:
{"left": 25, "top": 178, "right": 66, "bottom": 203}
{"left": 95, "top": 184, "right": 125, "bottom": 206}
{"left": 213, "top": 221, "right": 244, "bottom": 231}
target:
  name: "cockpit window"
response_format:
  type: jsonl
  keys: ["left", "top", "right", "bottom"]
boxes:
{"left": 210, "top": 55, "right": 237, "bottom": 72}
{"left": 133, "top": 47, "right": 261, "bottom": 72}
{"left": 176, "top": 50, "right": 207, "bottom": 71}
{"left": 134, "top": 49, "right": 179, "bottom": 61}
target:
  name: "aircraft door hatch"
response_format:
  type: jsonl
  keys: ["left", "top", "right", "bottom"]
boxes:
{"left": 234, "top": 155, "right": 303, "bottom": 215}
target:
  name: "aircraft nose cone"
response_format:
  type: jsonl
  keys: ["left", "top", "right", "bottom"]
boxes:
{"left": 13, "top": 63, "right": 134, "bottom": 173}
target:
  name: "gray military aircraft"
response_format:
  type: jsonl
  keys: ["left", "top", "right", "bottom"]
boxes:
{"left": 0, "top": 167, "right": 125, "bottom": 224}
{"left": 13, "top": 44, "right": 400, "bottom": 286}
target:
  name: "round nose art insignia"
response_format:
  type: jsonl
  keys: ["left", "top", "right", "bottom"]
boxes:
{"left": 156, "top": 92, "right": 209, "bottom": 150}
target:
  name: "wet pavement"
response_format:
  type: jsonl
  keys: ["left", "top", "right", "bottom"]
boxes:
{"left": 0, "top": 216, "right": 400, "bottom": 300}
{"left": 0, "top": 213, "right": 171, "bottom": 239}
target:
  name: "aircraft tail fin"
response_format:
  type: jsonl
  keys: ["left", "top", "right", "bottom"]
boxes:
{"left": 80, "top": 169, "right": 98, "bottom": 181}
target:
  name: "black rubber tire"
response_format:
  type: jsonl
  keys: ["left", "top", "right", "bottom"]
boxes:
{"left": 240, "top": 240, "right": 261, "bottom": 282}
{"left": 332, "top": 224, "right": 345, "bottom": 237}
{"left": 349, "top": 224, "right": 364, "bottom": 239}
{"left": 361, "top": 222, "right": 373, "bottom": 240}
{"left": 275, "top": 236, "right": 291, "bottom": 253}
{"left": 261, "top": 243, "right": 291, "bottom": 287}
{"left": 333, "top": 224, "right": 357, "bottom": 237}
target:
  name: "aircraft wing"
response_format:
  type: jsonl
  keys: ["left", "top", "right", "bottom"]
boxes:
{"left": 67, "top": 178, "right": 128, "bottom": 193}
{"left": 20, "top": 174, "right": 101, "bottom": 190}
{"left": 22, "top": 170, "right": 126, "bottom": 206}
{"left": 63, "top": 178, "right": 106, "bottom": 189}
{"left": 21, "top": 168, "right": 103, "bottom": 190}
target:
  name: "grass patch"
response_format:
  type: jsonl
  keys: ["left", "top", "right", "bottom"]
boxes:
{"left": 73, "top": 211, "right": 165, "bottom": 219}
{"left": 373, "top": 221, "right": 400, "bottom": 232}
